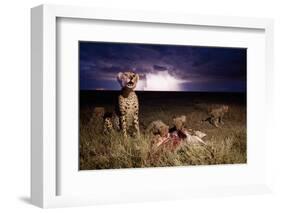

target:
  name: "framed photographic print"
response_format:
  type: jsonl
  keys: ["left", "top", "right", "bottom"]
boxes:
{"left": 31, "top": 4, "right": 274, "bottom": 208}
{"left": 78, "top": 41, "right": 247, "bottom": 170}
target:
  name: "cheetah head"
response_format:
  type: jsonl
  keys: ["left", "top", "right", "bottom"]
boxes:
{"left": 159, "top": 124, "right": 169, "bottom": 137}
{"left": 117, "top": 71, "right": 139, "bottom": 90}
{"left": 222, "top": 105, "right": 229, "bottom": 113}
{"left": 173, "top": 115, "right": 186, "bottom": 130}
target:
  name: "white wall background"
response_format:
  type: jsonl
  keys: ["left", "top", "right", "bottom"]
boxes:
{"left": 0, "top": 0, "right": 280, "bottom": 212}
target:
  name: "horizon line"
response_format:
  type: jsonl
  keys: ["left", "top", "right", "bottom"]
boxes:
{"left": 80, "top": 89, "right": 246, "bottom": 93}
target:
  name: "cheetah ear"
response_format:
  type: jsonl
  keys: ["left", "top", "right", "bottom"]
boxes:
{"left": 117, "top": 72, "right": 123, "bottom": 81}
{"left": 181, "top": 115, "right": 186, "bottom": 122}
{"left": 135, "top": 73, "right": 139, "bottom": 82}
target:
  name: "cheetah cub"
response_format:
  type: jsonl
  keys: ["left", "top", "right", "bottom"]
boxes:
{"left": 117, "top": 71, "right": 140, "bottom": 138}
{"left": 204, "top": 105, "right": 229, "bottom": 128}
{"left": 146, "top": 120, "right": 169, "bottom": 137}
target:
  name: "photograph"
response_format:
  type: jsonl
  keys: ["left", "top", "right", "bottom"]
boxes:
{"left": 79, "top": 41, "right": 247, "bottom": 170}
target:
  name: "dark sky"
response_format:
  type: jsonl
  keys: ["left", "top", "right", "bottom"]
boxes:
{"left": 79, "top": 41, "right": 246, "bottom": 92}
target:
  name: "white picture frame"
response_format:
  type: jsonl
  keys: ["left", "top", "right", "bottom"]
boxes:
{"left": 31, "top": 4, "right": 274, "bottom": 208}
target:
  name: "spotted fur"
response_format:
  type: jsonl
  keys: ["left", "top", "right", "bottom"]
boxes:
{"left": 103, "top": 112, "right": 120, "bottom": 135}
{"left": 103, "top": 71, "right": 140, "bottom": 138}
{"left": 103, "top": 117, "right": 113, "bottom": 134}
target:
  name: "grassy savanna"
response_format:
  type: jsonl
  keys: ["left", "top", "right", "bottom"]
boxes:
{"left": 79, "top": 91, "right": 246, "bottom": 170}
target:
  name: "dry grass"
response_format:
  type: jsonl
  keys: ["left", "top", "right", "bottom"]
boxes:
{"left": 79, "top": 102, "right": 246, "bottom": 170}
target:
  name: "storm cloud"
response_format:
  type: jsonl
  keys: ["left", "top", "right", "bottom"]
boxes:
{"left": 79, "top": 41, "right": 246, "bottom": 92}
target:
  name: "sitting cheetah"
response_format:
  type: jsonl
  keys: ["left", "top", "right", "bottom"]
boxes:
{"left": 204, "top": 105, "right": 229, "bottom": 128}
{"left": 103, "top": 71, "right": 140, "bottom": 138}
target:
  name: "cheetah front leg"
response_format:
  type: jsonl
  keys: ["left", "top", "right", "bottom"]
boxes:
{"left": 133, "top": 112, "right": 140, "bottom": 138}
{"left": 214, "top": 118, "right": 220, "bottom": 128}
{"left": 219, "top": 116, "right": 224, "bottom": 125}
{"left": 120, "top": 115, "right": 128, "bottom": 138}
{"left": 103, "top": 118, "right": 113, "bottom": 135}
{"left": 211, "top": 117, "right": 220, "bottom": 128}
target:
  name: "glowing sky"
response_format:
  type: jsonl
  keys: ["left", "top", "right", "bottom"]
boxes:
{"left": 79, "top": 42, "right": 246, "bottom": 92}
